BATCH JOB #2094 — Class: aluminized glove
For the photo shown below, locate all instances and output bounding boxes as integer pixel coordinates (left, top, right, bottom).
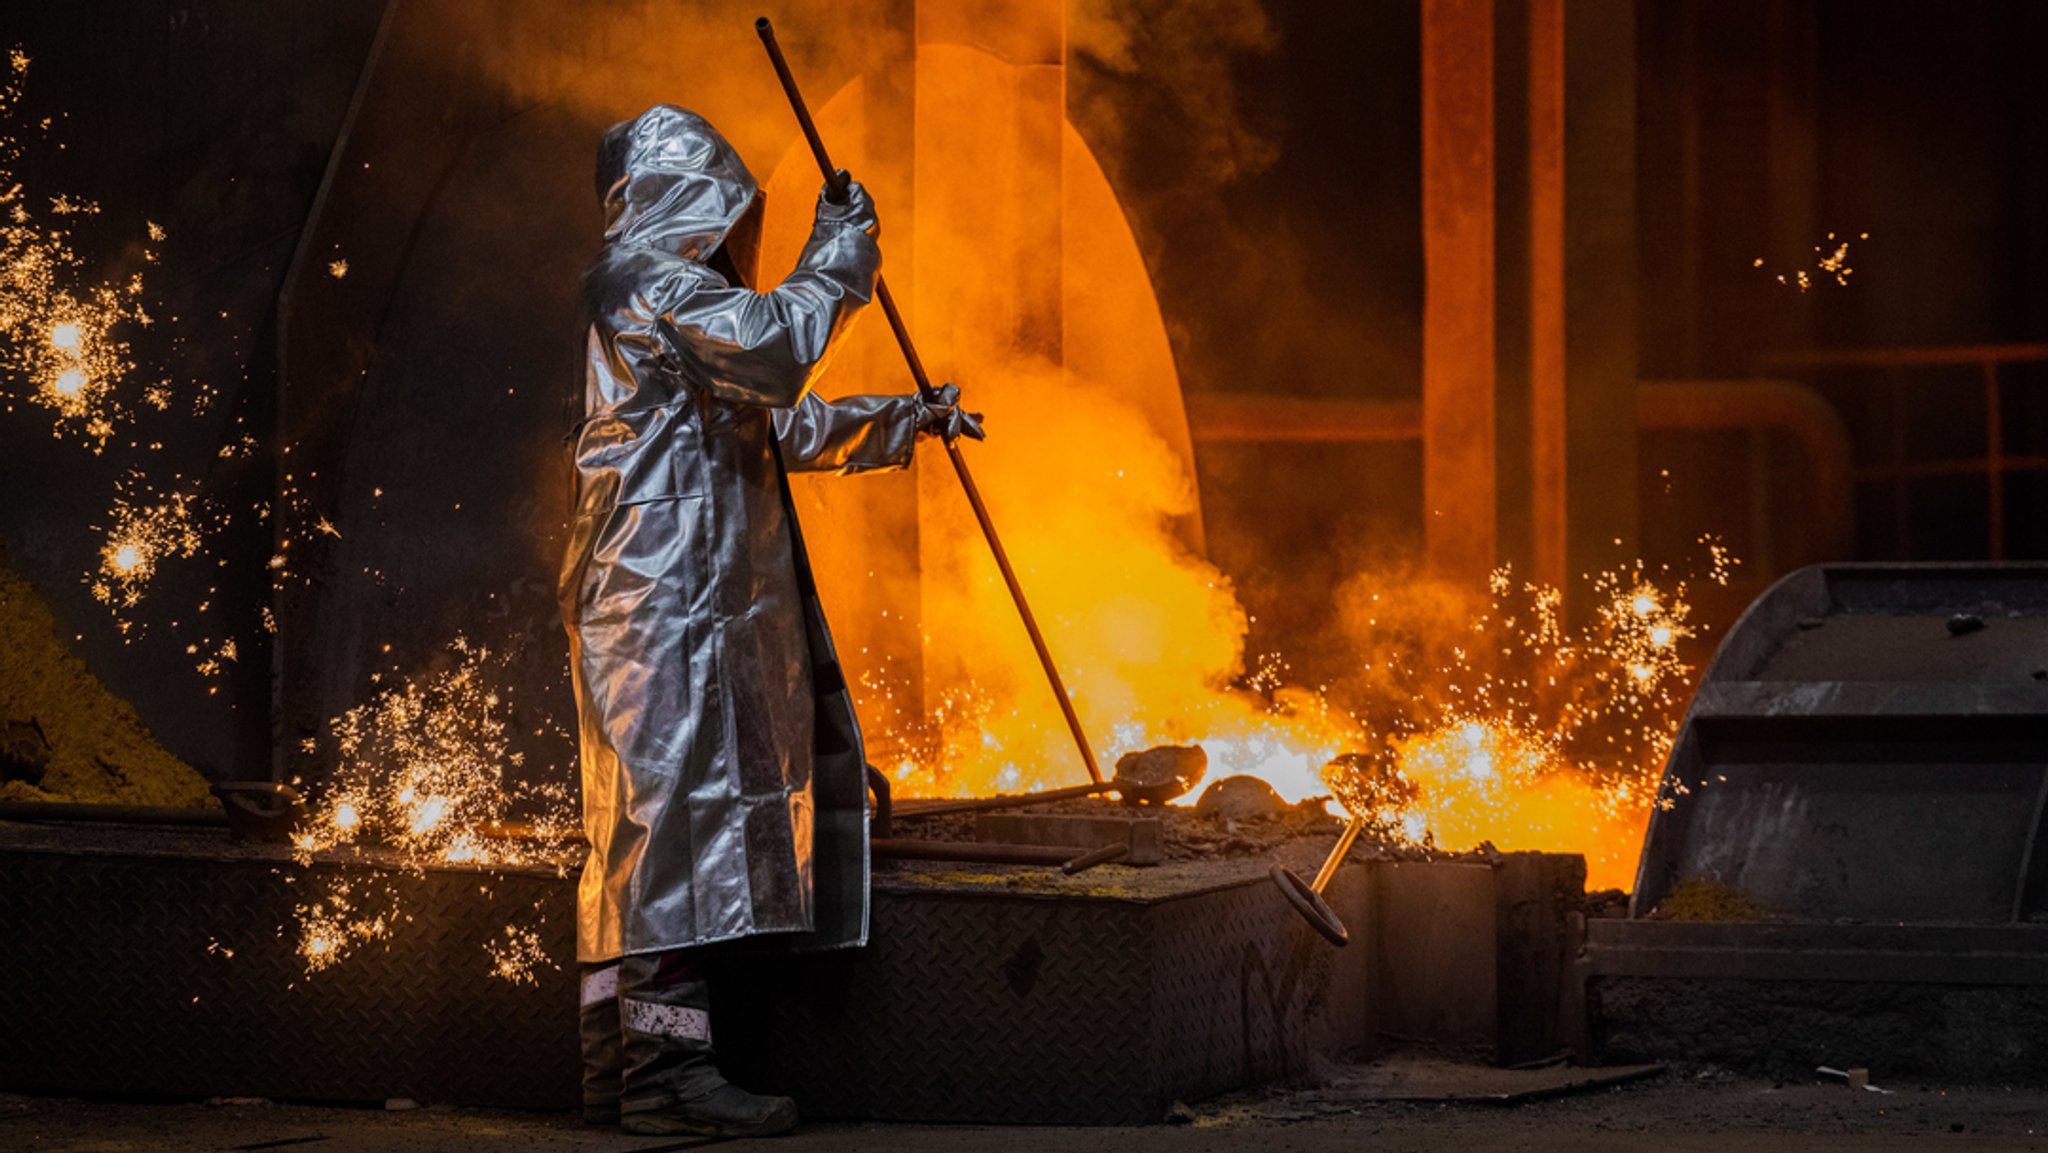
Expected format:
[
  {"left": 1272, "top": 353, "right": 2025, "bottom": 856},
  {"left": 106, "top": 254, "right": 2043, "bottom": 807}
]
[
  {"left": 917, "top": 382, "right": 985, "bottom": 442},
  {"left": 815, "top": 170, "right": 878, "bottom": 238}
]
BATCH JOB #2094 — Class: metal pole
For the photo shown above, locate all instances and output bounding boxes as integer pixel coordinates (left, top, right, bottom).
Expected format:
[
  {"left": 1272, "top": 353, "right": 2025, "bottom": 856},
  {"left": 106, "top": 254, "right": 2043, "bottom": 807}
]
[
  {"left": 755, "top": 16, "right": 1103, "bottom": 785},
  {"left": 1311, "top": 816, "right": 1367, "bottom": 892}
]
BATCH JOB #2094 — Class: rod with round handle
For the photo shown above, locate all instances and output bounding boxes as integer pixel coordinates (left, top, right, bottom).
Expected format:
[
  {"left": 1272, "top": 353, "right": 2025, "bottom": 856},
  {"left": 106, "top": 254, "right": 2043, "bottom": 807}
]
[{"left": 1272, "top": 814, "right": 1365, "bottom": 947}]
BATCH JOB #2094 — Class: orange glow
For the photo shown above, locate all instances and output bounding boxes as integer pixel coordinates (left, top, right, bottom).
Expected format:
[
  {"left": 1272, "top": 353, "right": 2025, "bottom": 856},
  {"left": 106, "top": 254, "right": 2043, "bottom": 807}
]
[
  {"left": 890, "top": 360, "right": 1347, "bottom": 802},
  {"left": 2, "top": 54, "right": 160, "bottom": 452},
  {"left": 743, "top": 40, "right": 1711, "bottom": 893},
  {"left": 1388, "top": 716, "right": 1656, "bottom": 890}
]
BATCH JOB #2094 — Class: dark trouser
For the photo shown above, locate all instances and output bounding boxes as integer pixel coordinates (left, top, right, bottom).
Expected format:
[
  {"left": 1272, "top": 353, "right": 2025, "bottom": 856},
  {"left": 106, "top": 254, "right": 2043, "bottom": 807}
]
[{"left": 579, "top": 951, "right": 725, "bottom": 1116}]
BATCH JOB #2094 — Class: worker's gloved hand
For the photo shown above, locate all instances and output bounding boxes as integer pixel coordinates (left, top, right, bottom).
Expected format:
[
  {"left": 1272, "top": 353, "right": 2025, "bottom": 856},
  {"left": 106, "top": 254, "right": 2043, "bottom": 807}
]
[
  {"left": 815, "top": 169, "right": 878, "bottom": 238},
  {"left": 917, "top": 382, "right": 985, "bottom": 442}
]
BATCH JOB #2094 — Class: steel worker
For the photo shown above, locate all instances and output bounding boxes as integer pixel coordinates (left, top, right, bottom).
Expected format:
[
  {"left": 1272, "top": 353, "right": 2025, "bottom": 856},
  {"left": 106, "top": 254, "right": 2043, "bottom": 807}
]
[{"left": 560, "top": 104, "right": 980, "bottom": 1138}]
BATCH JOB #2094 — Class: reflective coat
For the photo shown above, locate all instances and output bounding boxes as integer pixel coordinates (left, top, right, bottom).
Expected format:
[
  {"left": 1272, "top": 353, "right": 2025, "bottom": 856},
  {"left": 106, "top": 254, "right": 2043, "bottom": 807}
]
[{"left": 561, "top": 105, "right": 918, "bottom": 963}]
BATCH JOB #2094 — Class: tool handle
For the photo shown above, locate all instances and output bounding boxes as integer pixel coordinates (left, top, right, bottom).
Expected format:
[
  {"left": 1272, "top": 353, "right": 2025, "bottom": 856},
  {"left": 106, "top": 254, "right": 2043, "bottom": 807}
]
[
  {"left": 757, "top": 18, "right": 936, "bottom": 406},
  {"left": 754, "top": 15, "right": 1104, "bottom": 787},
  {"left": 1312, "top": 815, "right": 1368, "bottom": 893},
  {"left": 755, "top": 18, "right": 852, "bottom": 205}
]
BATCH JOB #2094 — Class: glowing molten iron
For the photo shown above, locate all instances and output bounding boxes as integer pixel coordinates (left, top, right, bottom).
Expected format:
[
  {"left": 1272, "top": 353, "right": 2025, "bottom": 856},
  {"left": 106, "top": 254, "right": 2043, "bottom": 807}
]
[{"left": 878, "top": 560, "right": 1709, "bottom": 892}]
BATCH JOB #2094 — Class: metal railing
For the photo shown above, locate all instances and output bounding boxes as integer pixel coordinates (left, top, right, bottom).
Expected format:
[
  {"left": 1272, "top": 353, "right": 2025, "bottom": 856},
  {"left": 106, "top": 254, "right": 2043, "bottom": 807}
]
[
  {"left": 1183, "top": 377, "right": 1857, "bottom": 569},
  {"left": 1757, "top": 344, "right": 2048, "bottom": 560}
]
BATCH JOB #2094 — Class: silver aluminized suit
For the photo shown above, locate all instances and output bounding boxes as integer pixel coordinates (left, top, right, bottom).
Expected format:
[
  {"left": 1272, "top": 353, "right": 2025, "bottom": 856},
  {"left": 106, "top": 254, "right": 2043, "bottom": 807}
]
[{"left": 561, "top": 105, "right": 918, "bottom": 965}]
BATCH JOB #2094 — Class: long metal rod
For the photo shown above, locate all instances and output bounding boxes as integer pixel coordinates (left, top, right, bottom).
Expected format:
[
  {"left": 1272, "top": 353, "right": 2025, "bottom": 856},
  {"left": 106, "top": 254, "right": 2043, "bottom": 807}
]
[
  {"left": 0, "top": 802, "right": 228, "bottom": 827},
  {"left": 755, "top": 16, "right": 1102, "bottom": 785},
  {"left": 891, "top": 782, "right": 1116, "bottom": 820},
  {"left": 478, "top": 821, "right": 1124, "bottom": 874}
]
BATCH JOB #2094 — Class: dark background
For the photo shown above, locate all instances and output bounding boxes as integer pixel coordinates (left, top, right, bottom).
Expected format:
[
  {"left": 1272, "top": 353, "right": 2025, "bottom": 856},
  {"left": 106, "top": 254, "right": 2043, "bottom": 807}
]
[{"left": 1, "top": 0, "right": 2044, "bottom": 782}]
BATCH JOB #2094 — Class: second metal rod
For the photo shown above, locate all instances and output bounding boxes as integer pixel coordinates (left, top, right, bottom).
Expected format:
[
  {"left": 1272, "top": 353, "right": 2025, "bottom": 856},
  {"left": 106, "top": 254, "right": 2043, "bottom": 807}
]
[
  {"left": 1311, "top": 816, "right": 1367, "bottom": 892},
  {"left": 756, "top": 15, "right": 1103, "bottom": 785}
]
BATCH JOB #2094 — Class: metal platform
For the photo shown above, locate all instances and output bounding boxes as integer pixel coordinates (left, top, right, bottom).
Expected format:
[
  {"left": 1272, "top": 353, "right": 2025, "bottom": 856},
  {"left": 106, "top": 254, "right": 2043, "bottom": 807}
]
[
  {"left": 0, "top": 822, "right": 1371, "bottom": 1123},
  {"left": 0, "top": 823, "right": 581, "bottom": 1109},
  {"left": 715, "top": 859, "right": 1369, "bottom": 1123}
]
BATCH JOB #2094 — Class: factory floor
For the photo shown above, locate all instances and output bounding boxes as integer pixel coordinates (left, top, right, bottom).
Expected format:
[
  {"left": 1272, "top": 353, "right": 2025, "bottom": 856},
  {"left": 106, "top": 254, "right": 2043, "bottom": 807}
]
[{"left": 9, "top": 1064, "right": 2048, "bottom": 1152}]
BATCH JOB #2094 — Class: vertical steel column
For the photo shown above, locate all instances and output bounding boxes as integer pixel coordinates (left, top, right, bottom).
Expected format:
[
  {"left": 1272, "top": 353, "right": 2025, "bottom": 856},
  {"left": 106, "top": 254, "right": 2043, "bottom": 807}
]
[
  {"left": 1422, "top": 0, "right": 1498, "bottom": 584},
  {"left": 1527, "top": 0, "right": 1567, "bottom": 590},
  {"left": 1562, "top": 0, "right": 1639, "bottom": 585},
  {"left": 1986, "top": 360, "right": 2006, "bottom": 559}
]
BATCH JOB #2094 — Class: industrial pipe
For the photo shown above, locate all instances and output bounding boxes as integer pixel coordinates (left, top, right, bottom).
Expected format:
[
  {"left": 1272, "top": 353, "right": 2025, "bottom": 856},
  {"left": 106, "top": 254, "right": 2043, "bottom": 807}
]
[
  {"left": 1183, "top": 379, "right": 1855, "bottom": 564},
  {"left": 1635, "top": 379, "right": 1855, "bottom": 563}
]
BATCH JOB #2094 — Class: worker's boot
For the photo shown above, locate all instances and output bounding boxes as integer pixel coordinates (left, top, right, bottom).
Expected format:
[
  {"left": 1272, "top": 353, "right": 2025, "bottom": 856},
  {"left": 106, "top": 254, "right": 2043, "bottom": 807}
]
[
  {"left": 577, "top": 962, "right": 624, "bottom": 1125},
  {"left": 615, "top": 951, "right": 798, "bottom": 1138}
]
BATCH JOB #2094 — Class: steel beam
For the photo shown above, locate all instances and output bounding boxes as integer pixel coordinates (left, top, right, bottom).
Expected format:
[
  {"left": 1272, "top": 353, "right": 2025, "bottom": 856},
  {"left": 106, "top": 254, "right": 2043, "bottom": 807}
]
[{"left": 1421, "top": 0, "right": 1498, "bottom": 585}]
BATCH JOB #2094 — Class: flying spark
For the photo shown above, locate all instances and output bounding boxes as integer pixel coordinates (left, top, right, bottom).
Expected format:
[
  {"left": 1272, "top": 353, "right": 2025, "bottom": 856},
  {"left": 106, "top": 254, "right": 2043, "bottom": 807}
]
[{"left": 289, "top": 639, "right": 578, "bottom": 976}]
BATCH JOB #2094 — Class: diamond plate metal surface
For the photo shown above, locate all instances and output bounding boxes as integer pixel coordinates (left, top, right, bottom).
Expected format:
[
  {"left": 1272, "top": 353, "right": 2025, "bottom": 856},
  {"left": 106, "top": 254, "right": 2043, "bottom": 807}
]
[
  {"left": 0, "top": 831, "right": 579, "bottom": 1109},
  {"left": 0, "top": 826, "right": 1368, "bottom": 1123},
  {"left": 715, "top": 869, "right": 1371, "bottom": 1124}
]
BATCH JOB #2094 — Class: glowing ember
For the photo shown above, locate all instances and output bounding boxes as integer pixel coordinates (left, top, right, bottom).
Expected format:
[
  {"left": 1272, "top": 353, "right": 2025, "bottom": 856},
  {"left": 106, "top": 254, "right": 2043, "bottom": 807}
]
[
  {"left": 886, "top": 545, "right": 1724, "bottom": 890},
  {"left": 1312, "top": 558, "right": 1725, "bottom": 888},
  {"left": 89, "top": 476, "right": 209, "bottom": 616},
  {"left": 486, "top": 921, "right": 558, "bottom": 986},
  {"left": 303, "top": 637, "right": 575, "bottom": 866},
  {"left": 1756, "top": 230, "right": 1868, "bottom": 293},
  {"left": 859, "top": 353, "right": 1726, "bottom": 889},
  {"left": 293, "top": 877, "right": 393, "bottom": 974},
  {"left": 0, "top": 53, "right": 164, "bottom": 452},
  {"left": 289, "top": 638, "right": 577, "bottom": 976},
  {"left": 1385, "top": 714, "right": 1651, "bottom": 882},
  {"left": 408, "top": 794, "right": 449, "bottom": 836}
]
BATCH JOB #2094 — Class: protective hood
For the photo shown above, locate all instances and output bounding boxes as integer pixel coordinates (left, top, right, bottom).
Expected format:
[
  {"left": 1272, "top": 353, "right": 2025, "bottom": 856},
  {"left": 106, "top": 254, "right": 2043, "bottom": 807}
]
[{"left": 597, "top": 104, "right": 758, "bottom": 262}]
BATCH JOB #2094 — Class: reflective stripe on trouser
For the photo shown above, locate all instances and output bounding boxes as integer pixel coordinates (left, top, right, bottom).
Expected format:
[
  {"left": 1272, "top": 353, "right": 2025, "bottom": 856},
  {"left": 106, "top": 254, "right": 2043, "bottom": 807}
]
[
  {"left": 578, "top": 963, "right": 624, "bottom": 1111},
  {"left": 617, "top": 951, "right": 723, "bottom": 1110}
]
